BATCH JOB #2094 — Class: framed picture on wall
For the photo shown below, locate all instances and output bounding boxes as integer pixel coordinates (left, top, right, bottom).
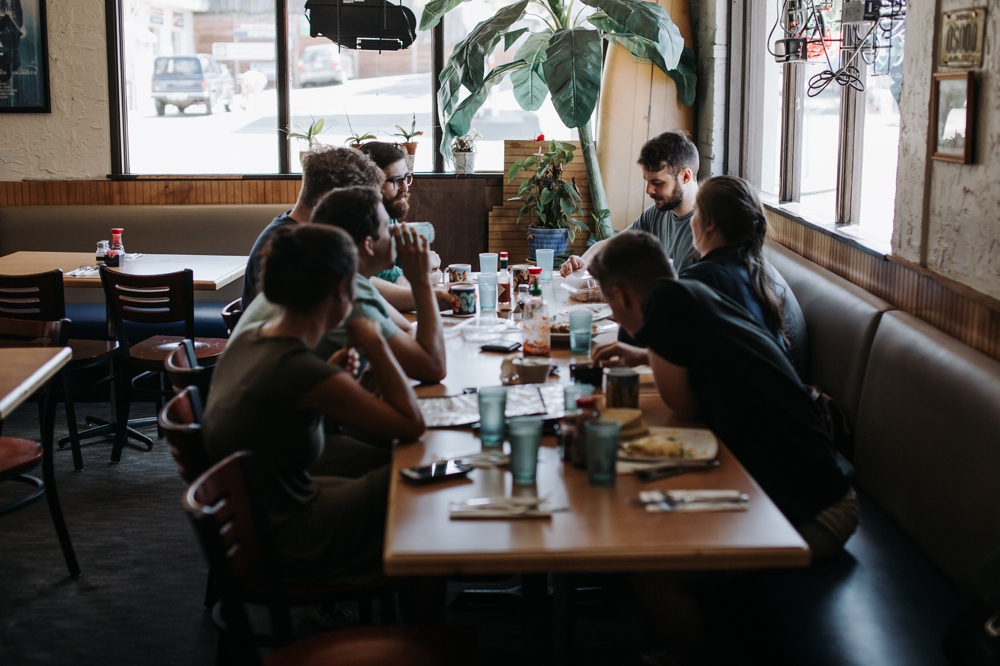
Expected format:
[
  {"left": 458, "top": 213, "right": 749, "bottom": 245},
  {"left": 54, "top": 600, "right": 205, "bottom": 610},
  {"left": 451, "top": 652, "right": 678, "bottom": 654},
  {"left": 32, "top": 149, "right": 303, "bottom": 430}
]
[
  {"left": 931, "top": 71, "right": 975, "bottom": 164},
  {"left": 0, "top": 0, "right": 51, "bottom": 113}
]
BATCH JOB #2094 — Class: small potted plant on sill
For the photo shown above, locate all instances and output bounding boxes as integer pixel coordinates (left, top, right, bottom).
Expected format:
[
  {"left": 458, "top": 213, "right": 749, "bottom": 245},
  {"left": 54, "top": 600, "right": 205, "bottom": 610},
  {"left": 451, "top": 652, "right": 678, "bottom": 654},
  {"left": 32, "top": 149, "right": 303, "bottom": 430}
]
[
  {"left": 507, "top": 140, "right": 587, "bottom": 261},
  {"left": 451, "top": 131, "right": 480, "bottom": 174},
  {"left": 392, "top": 113, "right": 424, "bottom": 171},
  {"left": 286, "top": 117, "right": 327, "bottom": 165},
  {"left": 345, "top": 114, "right": 376, "bottom": 149}
]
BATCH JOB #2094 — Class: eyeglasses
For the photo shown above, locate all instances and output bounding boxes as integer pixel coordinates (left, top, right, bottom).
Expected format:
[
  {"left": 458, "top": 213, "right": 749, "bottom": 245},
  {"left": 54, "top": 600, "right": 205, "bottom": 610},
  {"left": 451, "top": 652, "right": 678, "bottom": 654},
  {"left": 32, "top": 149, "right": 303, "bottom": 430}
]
[{"left": 386, "top": 172, "right": 414, "bottom": 189}]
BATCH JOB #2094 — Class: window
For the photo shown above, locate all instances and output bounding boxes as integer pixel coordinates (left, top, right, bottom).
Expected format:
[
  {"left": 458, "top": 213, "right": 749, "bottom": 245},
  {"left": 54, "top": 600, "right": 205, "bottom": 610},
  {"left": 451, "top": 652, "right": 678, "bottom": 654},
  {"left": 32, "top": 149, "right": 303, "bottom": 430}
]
[
  {"left": 114, "top": 0, "right": 555, "bottom": 174},
  {"left": 740, "top": 0, "right": 907, "bottom": 244}
]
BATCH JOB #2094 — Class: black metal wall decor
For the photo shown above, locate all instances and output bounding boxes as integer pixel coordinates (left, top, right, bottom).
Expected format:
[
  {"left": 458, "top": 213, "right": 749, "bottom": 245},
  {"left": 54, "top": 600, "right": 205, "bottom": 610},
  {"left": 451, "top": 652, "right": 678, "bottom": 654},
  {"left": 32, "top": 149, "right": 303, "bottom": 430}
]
[
  {"left": 303, "top": 0, "right": 416, "bottom": 52},
  {"left": 0, "top": 0, "right": 51, "bottom": 113}
]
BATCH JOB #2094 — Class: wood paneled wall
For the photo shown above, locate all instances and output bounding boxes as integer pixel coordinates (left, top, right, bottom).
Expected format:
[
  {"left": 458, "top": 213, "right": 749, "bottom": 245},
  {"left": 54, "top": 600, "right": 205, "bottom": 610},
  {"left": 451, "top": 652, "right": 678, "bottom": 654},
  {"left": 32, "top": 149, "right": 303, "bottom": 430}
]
[
  {"left": 488, "top": 141, "right": 592, "bottom": 262},
  {"left": 767, "top": 209, "right": 1000, "bottom": 362},
  {"left": 0, "top": 179, "right": 302, "bottom": 206}
]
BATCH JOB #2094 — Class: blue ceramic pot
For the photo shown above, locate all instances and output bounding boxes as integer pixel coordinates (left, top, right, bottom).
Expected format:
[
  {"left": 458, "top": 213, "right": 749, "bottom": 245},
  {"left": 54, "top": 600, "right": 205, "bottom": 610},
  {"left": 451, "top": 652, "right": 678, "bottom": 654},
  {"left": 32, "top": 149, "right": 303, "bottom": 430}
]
[{"left": 528, "top": 227, "right": 569, "bottom": 262}]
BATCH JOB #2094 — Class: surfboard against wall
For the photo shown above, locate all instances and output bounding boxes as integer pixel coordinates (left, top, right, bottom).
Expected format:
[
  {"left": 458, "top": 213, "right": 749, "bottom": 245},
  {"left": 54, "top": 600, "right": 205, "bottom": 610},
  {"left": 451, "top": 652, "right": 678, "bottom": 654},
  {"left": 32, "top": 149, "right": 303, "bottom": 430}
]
[{"left": 595, "top": 0, "right": 695, "bottom": 232}]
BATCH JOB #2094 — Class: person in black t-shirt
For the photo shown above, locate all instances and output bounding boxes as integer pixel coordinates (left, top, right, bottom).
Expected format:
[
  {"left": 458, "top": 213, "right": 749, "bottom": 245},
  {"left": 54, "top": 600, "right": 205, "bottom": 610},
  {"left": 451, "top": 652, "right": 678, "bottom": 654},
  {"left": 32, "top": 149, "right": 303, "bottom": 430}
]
[{"left": 589, "top": 231, "right": 858, "bottom": 557}]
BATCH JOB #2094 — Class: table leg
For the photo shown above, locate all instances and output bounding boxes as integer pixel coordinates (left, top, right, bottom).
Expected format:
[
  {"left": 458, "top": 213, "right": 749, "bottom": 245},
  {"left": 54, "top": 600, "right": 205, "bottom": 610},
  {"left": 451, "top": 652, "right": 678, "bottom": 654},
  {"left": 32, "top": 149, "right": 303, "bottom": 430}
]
[{"left": 552, "top": 573, "right": 575, "bottom": 666}]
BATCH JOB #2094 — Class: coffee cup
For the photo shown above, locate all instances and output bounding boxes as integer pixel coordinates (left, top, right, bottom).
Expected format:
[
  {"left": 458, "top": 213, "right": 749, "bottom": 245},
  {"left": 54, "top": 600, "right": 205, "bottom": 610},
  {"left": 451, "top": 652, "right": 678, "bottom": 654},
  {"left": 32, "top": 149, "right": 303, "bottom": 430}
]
[
  {"left": 512, "top": 357, "right": 551, "bottom": 384},
  {"left": 447, "top": 264, "right": 472, "bottom": 283},
  {"left": 449, "top": 283, "right": 477, "bottom": 315}
]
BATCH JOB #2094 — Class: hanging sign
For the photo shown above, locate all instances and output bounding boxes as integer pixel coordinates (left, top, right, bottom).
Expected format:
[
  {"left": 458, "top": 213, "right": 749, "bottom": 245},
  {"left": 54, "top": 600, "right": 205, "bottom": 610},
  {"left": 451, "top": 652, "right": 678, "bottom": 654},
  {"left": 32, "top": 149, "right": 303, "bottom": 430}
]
[{"left": 939, "top": 7, "right": 987, "bottom": 68}]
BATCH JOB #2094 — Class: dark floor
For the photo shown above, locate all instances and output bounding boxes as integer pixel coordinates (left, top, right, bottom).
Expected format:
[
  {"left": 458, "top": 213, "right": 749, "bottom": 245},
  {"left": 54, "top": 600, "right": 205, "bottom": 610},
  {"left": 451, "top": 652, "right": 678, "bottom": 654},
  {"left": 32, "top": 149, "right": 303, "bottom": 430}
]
[{"left": 0, "top": 402, "right": 667, "bottom": 665}]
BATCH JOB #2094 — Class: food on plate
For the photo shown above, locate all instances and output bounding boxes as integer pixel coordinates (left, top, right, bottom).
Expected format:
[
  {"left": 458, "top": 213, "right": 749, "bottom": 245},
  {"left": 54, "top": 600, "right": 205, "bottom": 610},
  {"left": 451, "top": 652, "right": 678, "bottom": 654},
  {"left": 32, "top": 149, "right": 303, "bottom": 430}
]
[
  {"left": 601, "top": 408, "right": 648, "bottom": 440},
  {"left": 551, "top": 321, "right": 598, "bottom": 334},
  {"left": 622, "top": 431, "right": 698, "bottom": 458}
]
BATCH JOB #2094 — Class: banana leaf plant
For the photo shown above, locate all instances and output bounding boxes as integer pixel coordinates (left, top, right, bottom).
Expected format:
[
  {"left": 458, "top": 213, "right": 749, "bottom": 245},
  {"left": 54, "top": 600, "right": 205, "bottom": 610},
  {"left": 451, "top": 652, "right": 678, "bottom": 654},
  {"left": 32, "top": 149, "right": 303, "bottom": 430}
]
[{"left": 421, "top": 0, "right": 696, "bottom": 239}]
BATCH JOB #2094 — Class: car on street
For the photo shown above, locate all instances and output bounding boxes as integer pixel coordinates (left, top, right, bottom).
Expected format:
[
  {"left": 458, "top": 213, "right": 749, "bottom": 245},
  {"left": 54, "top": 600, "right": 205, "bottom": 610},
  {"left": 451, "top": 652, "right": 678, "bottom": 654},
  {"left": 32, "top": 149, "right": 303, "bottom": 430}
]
[
  {"left": 296, "top": 44, "right": 352, "bottom": 87},
  {"left": 151, "top": 54, "right": 235, "bottom": 116}
]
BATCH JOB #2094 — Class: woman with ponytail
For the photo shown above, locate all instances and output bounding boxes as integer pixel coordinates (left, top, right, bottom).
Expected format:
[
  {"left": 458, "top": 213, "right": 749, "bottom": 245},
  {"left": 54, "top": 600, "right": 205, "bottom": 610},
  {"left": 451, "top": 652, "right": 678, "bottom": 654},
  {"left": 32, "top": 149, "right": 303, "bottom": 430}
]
[{"left": 682, "top": 176, "right": 808, "bottom": 378}]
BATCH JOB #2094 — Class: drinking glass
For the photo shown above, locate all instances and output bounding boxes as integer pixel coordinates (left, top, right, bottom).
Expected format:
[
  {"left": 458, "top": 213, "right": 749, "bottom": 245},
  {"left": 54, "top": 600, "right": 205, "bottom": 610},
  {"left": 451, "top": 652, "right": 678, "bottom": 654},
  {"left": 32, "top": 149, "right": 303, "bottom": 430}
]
[
  {"left": 585, "top": 418, "right": 621, "bottom": 486},
  {"left": 536, "top": 249, "right": 554, "bottom": 282},
  {"left": 479, "top": 252, "right": 498, "bottom": 274},
  {"left": 507, "top": 417, "right": 543, "bottom": 484},
  {"left": 478, "top": 272, "right": 498, "bottom": 312},
  {"left": 478, "top": 387, "right": 507, "bottom": 449},
  {"left": 564, "top": 383, "right": 595, "bottom": 412},
  {"left": 568, "top": 309, "right": 594, "bottom": 355}
]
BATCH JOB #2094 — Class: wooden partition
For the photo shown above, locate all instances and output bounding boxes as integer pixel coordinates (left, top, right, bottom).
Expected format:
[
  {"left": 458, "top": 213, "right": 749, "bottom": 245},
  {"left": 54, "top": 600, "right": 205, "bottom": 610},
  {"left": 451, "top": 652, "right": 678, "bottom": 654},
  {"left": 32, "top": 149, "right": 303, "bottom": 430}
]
[
  {"left": 0, "top": 176, "right": 503, "bottom": 269},
  {"left": 767, "top": 209, "right": 1000, "bottom": 362}
]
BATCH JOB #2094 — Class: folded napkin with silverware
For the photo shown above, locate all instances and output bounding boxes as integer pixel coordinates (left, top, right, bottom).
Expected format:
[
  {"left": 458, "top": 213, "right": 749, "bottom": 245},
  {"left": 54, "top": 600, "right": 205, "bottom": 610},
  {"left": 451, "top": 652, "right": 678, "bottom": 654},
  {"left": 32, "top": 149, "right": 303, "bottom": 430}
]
[
  {"left": 449, "top": 496, "right": 568, "bottom": 519},
  {"left": 432, "top": 451, "right": 510, "bottom": 468},
  {"left": 632, "top": 489, "right": 749, "bottom": 512}
]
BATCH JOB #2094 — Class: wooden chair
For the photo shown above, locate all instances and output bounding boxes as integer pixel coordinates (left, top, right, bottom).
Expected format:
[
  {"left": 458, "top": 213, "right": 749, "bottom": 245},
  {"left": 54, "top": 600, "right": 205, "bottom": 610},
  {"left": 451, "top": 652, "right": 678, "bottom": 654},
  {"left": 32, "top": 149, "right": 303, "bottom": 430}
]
[
  {"left": 184, "top": 452, "right": 464, "bottom": 664},
  {"left": 0, "top": 317, "right": 80, "bottom": 578},
  {"left": 99, "top": 267, "right": 227, "bottom": 462},
  {"left": 164, "top": 339, "right": 213, "bottom": 400},
  {"left": 158, "top": 385, "right": 209, "bottom": 484},
  {"left": 0, "top": 270, "right": 118, "bottom": 470},
  {"left": 220, "top": 298, "right": 243, "bottom": 337}
]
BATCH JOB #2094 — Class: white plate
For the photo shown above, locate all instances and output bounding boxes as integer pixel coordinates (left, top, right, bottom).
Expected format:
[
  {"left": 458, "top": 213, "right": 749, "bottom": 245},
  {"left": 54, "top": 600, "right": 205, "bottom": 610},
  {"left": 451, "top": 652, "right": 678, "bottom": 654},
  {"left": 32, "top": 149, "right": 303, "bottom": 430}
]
[
  {"left": 556, "top": 303, "right": 613, "bottom": 321},
  {"left": 618, "top": 427, "right": 719, "bottom": 462}
]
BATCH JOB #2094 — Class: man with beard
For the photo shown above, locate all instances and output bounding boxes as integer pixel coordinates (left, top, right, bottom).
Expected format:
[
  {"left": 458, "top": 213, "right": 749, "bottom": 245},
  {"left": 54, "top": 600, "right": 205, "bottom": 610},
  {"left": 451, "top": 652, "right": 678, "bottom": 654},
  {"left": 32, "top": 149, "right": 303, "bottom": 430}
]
[
  {"left": 561, "top": 130, "right": 701, "bottom": 276},
  {"left": 360, "top": 142, "right": 455, "bottom": 313}
]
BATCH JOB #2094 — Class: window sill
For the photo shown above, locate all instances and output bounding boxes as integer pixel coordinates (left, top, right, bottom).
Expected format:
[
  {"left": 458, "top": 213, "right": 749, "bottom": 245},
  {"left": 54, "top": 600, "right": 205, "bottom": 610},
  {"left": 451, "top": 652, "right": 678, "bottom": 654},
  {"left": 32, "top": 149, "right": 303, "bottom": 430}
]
[
  {"left": 107, "top": 172, "right": 505, "bottom": 181},
  {"left": 759, "top": 195, "right": 892, "bottom": 259}
]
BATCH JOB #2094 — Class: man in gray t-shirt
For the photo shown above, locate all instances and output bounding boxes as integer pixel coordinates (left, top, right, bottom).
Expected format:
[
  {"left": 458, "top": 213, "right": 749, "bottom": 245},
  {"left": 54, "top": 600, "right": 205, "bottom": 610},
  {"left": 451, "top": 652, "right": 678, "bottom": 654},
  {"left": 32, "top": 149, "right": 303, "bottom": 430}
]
[{"left": 562, "top": 130, "right": 702, "bottom": 275}]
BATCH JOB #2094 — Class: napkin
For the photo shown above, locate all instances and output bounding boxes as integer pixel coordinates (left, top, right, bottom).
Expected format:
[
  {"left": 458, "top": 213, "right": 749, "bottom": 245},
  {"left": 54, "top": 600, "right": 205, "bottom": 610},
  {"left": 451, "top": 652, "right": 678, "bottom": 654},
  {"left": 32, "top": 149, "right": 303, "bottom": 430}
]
[
  {"left": 449, "top": 496, "right": 566, "bottom": 520},
  {"left": 636, "top": 489, "right": 749, "bottom": 513}
]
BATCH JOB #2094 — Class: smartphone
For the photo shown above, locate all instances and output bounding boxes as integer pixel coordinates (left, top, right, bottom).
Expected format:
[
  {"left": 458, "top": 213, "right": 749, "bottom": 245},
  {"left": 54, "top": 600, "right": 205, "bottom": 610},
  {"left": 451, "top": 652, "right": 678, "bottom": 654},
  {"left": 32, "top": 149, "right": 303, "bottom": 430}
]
[
  {"left": 480, "top": 340, "right": 521, "bottom": 353},
  {"left": 400, "top": 460, "right": 474, "bottom": 484}
]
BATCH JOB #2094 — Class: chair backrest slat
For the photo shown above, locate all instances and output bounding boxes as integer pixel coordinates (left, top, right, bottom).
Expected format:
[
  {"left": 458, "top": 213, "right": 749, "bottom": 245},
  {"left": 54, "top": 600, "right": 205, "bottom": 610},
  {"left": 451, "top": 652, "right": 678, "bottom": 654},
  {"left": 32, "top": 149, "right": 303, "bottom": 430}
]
[
  {"left": 0, "top": 316, "right": 69, "bottom": 347},
  {"left": 159, "top": 386, "right": 209, "bottom": 483},
  {"left": 220, "top": 299, "right": 243, "bottom": 337},
  {"left": 100, "top": 267, "right": 195, "bottom": 345},
  {"left": 0, "top": 271, "right": 66, "bottom": 321},
  {"left": 164, "top": 340, "right": 211, "bottom": 397}
]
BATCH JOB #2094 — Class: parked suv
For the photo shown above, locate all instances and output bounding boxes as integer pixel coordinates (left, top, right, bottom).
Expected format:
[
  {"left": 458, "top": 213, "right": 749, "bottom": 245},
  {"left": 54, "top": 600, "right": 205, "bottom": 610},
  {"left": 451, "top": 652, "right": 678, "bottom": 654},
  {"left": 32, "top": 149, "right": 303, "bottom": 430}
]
[{"left": 151, "top": 54, "right": 235, "bottom": 116}]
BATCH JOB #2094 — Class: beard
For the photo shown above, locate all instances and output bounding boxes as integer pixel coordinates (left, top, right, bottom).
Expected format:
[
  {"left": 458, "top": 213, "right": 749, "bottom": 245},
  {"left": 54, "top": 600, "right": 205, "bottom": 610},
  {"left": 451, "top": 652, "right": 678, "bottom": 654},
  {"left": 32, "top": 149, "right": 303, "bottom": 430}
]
[
  {"left": 386, "top": 193, "right": 410, "bottom": 220},
  {"left": 652, "top": 181, "right": 684, "bottom": 211}
]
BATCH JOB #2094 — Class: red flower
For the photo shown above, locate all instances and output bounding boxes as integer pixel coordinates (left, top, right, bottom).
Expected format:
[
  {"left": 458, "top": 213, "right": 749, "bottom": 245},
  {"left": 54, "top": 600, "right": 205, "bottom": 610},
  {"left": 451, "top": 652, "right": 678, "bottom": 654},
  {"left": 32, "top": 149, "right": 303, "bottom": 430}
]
[{"left": 535, "top": 134, "right": 545, "bottom": 141}]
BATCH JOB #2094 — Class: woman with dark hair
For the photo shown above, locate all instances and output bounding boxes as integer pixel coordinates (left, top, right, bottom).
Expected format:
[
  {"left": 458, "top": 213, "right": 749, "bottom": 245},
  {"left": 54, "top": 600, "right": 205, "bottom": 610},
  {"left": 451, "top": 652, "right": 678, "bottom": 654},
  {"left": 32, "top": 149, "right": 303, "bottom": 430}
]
[
  {"left": 203, "top": 223, "right": 424, "bottom": 580},
  {"left": 682, "top": 175, "right": 808, "bottom": 378}
]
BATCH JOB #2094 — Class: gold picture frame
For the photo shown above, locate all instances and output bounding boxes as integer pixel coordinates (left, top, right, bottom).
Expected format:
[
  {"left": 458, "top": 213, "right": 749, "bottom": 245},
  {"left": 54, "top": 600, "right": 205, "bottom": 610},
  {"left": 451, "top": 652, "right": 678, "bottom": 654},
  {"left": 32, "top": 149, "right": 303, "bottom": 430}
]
[{"left": 931, "top": 71, "right": 976, "bottom": 164}]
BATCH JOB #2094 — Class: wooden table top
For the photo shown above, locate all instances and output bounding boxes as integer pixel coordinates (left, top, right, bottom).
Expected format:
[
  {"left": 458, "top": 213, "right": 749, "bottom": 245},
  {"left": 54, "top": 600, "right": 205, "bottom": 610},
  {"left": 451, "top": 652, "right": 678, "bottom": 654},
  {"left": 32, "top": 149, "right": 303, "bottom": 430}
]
[
  {"left": 0, "top": 251, "right": 247, "bottom": 291},
  {"left": 0, "top": 347, "right": 73, "bottom": 420},
  {"left": 384, "top": 280, "right": 810, "bottom": 576}
]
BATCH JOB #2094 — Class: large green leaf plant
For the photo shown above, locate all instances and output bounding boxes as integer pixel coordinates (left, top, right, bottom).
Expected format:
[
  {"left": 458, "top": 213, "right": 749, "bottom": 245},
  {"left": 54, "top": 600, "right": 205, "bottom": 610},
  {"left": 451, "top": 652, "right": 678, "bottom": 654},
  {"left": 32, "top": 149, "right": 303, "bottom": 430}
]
[{"left": 421, "top": 0, "right": 695, "bottom": 239}]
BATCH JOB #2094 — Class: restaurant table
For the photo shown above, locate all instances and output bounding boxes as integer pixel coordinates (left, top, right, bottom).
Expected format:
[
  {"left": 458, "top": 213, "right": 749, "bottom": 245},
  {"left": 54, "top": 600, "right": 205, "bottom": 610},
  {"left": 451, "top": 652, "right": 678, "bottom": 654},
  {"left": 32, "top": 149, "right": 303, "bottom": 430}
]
[
  {"left": 388, "top": 277, "right": 810, "bottom": 663},
  {"left": 0, "top": 251, "right": 247, "bottom": 290},
  {"left": 0, "top": 346, "right": 79, "bottom": 576}
]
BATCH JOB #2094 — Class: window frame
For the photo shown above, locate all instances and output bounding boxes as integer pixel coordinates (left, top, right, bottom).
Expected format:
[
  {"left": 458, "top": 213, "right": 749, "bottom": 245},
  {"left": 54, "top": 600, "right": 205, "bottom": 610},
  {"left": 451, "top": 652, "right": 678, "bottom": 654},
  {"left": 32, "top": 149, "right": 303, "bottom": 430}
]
[
  {"left": 105, "top": 0, "right": 451, "bottom": 176},
  {"left": 730, "top": 0, "right": 892, "bottom": 230}
]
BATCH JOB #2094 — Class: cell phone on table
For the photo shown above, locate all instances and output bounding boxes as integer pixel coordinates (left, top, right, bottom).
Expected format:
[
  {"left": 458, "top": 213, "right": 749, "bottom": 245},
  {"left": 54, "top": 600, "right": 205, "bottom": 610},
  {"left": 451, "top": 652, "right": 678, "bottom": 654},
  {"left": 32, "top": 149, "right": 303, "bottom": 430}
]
[
  {"left": 400, "top": 460, "right": 474, "bottom": 484},
  {"left": 480, "top": 340, "right": 521, "bottom": 353}
]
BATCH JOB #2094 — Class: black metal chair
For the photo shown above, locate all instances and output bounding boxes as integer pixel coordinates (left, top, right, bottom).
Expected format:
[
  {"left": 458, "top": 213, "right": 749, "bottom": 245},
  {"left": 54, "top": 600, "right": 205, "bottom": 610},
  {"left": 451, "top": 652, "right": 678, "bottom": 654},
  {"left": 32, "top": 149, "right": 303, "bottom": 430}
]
[
  {"left": 0, "top": 317, "right": 80, "bottom": 578},
  {"left": 98, "top": 267, "right": 227, "bottom": 462},
  {"left": 0, "top": 270, "right": 118, "bottom": 470}
]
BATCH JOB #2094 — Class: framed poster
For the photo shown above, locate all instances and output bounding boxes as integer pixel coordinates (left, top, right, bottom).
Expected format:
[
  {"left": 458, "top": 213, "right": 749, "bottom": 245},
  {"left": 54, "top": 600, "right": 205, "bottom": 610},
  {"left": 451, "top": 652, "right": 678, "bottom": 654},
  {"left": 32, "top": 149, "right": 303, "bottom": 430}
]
[
  {"left": 931, "top": 72, "right": 976, "bottom": 164},
  {"left": 0, "top": 0, "right": 51, "bottom": 113}
]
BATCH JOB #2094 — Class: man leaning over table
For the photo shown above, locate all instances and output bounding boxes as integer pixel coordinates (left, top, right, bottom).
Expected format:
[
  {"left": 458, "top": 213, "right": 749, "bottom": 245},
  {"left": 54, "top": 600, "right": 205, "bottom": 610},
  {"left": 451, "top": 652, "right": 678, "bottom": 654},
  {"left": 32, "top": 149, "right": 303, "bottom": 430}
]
[
  {"left": 587, "top": 231, "right": 857, "bottom": 664},
  {"left": 560, "top": 130, "right": 702, "bottom": 277},
  {"left": 240, "top": 145, "right": 455, "bottom": 315},
  {"left": 234, "top": 185, "right": 447, "bottom": 385}
]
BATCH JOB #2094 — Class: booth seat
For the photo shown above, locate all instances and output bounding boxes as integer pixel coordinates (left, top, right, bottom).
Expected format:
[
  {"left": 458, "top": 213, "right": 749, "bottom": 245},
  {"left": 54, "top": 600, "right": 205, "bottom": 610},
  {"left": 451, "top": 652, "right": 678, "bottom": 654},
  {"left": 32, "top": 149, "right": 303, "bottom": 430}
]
[
  {"left": 0, "top": 204, "right": 288, "bottom": 339},
  {"left": 750, "top": 243, "right": 1000, "bottom": 665}
]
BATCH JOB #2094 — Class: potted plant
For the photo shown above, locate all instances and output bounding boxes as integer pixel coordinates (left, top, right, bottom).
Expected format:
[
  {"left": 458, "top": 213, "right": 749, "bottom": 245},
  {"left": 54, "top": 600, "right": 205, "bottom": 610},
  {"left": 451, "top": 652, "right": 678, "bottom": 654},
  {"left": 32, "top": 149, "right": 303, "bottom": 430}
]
[
  {"left": 451, "top": 131, "right": 480, "bottom": 174},
  {"left": 286, "top": 117, "right": 327, "bottom": 165},
  {"left": 344, "top": 114, "right": 376, "bottom": 149},
  {"left": 392, "top": 113, "right": 424, "bottom": 171},
  {"left": 507, "top": 140, "right": 587, "bottom": 260},
  {"left": 421, "top": 0, "right": 695, "bottom": 240}
]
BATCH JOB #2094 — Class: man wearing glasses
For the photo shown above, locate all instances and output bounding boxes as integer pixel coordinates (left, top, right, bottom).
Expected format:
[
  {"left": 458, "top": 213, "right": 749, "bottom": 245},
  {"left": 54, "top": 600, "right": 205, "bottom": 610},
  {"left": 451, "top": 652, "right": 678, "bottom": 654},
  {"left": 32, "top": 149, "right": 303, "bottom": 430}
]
[{"left": 360, "top": 142, "right": 456, "bottom": 313}]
